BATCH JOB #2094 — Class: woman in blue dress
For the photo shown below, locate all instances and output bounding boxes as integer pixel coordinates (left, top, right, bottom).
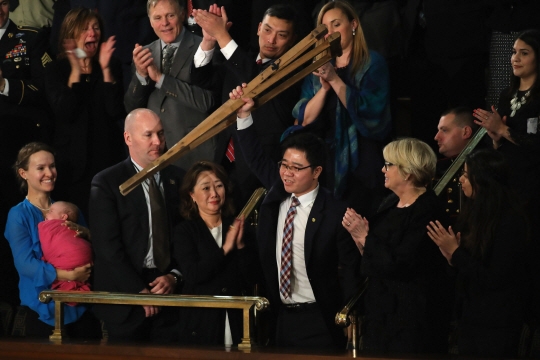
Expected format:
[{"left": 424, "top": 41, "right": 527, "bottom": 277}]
[
  {"left": 290, "top": 0, "right": 392, "bottom": 216},
  {"left": 4, "top": 142, "right": 101, "bottom": 337}
]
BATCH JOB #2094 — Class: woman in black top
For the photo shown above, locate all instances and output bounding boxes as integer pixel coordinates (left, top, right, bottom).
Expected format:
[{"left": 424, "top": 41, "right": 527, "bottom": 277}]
[
  {"left": 44, "top": 8, "right": 125, "bottom": 217},
  {"left": 343, "top": 138, "right": 451, "bottom": 353},
  {"left": 473, "top": 29, "right": 540, "bottom": 213},
  {"left": 428, "top": 149, "right": 530, "bottom": 357},
  {"left": 173, "top": 161, "right": 254, "bottom": 346}
]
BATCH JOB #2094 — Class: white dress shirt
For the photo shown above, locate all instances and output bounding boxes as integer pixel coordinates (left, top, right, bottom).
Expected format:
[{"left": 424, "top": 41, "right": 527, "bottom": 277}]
[
  {"left": 276, "top": 187, "right": 319, "bottom": 304},
  {"left": 209, "top": 224, "right": 233, "bottom": 346},
  {"left": 131, "top": 159, "right": 180, "bottom": 276}
]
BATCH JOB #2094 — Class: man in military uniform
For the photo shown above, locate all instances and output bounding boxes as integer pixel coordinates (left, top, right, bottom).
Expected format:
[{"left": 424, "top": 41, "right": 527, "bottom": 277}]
[
  {"left": 433, "top": 107, "right": 479, "bottom": 219},
  {"left": 0, "top": 0, "right": 53, "bottom": 237}
]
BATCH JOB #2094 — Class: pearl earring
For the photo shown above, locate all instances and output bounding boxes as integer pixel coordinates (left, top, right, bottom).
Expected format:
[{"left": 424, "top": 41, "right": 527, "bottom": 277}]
[{"left": 352, "top": 28, "right": 356, "bottom": 36}]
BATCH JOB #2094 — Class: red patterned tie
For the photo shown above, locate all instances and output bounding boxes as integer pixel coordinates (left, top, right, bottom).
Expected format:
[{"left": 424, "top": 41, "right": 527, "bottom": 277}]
[
  {"left": 187, "top": 0, "right": 193, "bottom": 17},
  {"left": 279, "top": 196, "right": 300, "bottom": 299},
  {"left": 225, "top": 137, "right": 234, "bottom": 162},
  {"left": 256, "top": 59, "right": 263, "bottom": 65}
]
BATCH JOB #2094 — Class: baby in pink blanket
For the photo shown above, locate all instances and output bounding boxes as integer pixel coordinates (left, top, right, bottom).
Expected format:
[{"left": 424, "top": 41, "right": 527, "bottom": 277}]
[{"left": 38, "top": 201, "right": 92, "bottom": 298}]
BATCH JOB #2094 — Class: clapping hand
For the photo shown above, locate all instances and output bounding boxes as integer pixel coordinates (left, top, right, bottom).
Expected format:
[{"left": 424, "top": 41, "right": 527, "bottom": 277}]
[{"left": 427, "top": 221, "right": 460, "bottom": 265}]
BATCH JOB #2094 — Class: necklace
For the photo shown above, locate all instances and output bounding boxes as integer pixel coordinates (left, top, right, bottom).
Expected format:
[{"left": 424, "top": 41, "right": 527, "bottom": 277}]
[
  {"left": 510, "top": 90, "right": 530, "bottom": 117},
  {"left": 398, "top": 188, "right": 426, "bottom": 208},
  {"left": 26, "top": 196, "right": 51, "bottom": 211}
]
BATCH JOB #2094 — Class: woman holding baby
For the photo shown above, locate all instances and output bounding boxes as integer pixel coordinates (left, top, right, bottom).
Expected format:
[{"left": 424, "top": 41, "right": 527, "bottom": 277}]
[{"left": 4, "top": 142, "right": 101, "bottom": 338}]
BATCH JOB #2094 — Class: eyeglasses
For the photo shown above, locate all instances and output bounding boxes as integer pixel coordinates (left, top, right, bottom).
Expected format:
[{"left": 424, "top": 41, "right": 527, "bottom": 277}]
[
  {"left": 278, "top": 161, "right": 312, "bottom": 173},
  {"left": 384, "top": 162, "right": 395, "bottom": 171}
]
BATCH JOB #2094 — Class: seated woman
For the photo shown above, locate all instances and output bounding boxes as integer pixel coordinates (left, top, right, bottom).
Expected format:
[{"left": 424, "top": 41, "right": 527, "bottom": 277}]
[
  {"left": 290, "top": 0, "right": 391, "bottom": 215},
  {"left": 44, "top": 7, "right": 125, "bottom": 218},
  {"left": 343, "top": 138, "right": 451, "bottom": 353},
  {"left": 173, "top": 161, "right": 255, "bottom": 346},
  {"left": 427, "top": 149, "right": 530, "bottom": 357},
  {"left": 4, "top": 142, "right": 101, "bottom": 338}
]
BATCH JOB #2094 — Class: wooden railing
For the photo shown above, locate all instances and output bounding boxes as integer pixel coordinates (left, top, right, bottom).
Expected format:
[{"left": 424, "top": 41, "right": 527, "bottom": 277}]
[{"left": 39, "top": 291, "right": 269, "bottom": 348}]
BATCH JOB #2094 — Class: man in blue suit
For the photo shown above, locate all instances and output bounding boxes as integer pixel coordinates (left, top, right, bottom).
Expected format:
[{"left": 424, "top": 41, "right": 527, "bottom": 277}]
[{"left": 230, "top": 88, "right": 361, "bottom": 348}]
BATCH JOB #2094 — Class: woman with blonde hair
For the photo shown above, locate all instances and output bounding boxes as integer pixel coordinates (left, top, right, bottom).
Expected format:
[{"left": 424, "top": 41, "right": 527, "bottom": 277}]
[
  {"left": 343, "top": 138, "right": 451, "bottom": 353},
  {"left": 288, "top": 0, "right": 391, "bottom": 216}
]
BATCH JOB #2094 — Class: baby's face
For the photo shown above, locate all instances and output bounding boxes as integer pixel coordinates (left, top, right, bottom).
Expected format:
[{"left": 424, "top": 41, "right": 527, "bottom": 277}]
[{"left": 45, "top": 203, "right": 67, "bottom": 221}]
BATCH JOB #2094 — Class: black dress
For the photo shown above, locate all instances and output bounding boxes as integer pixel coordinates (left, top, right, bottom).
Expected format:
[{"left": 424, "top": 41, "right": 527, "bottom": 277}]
[
  {"left": 452, "top": 212, "right": 530, "bottom": 357},
  {"left": 44, "top": 57, "right": 126, "bottom": 218},
  {"left": 361, "top": 190, "right": 452, "bottom": 353},
  {"left": 172, "top": 216, "right": 256, "bottom": 345}
]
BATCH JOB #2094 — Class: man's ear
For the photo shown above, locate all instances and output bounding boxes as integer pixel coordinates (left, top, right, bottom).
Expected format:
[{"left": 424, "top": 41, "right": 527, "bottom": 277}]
[
  {"left": 124, "top": 131, "right": 131, "bottom": 146},
  {"left": 61, "top": 214, "right": 69, "bottom": 221},
  {"left": 313, "top": 166, "right": 323, "bottom": 180},
  {"left": 257, "top": 22, "right": 262, "bottom": 36},
  {"left": 462, "top": 126, "right": 473, "bottom": 140}
]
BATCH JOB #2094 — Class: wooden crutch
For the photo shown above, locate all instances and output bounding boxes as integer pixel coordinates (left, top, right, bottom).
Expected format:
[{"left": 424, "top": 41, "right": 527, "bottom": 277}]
[{"left": 120, "top": 25, "right": 342, "bottom": 195}]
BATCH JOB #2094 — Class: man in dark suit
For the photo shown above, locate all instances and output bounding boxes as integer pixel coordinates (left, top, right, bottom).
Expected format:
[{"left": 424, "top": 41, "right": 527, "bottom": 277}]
[
  {"left": 89, "top": 108, "right": 184, "bottom": 342},
  {"left": 124, "top": 0, "right": 216, "bottom": 171},
  {"left": 191, "top": 4, "right": 301, "bottom": 208},
  {"left": 230, "top": 90, "right": 361, "bottom": 348}
]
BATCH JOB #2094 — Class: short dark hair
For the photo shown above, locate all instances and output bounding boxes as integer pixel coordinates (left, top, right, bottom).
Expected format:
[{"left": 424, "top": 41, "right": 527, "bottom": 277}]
[
  {"left": 280, "top": 132, "right": 326, "bottom": 170},
  {"left": 442, "top": 106, "right": 479, "bottom": 133},
  {"left": 180, "top": 161, "right": 235, "bottom": 220},
  {"left": 263, "top": 4, "right": 298, "bottom": 35},
  {"left": 13, "top": 142, "right": 56, "bottom": 194}
]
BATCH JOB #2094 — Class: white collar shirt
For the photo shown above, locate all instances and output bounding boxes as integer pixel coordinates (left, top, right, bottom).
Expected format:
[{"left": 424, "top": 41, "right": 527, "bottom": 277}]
[{"left": 275, "top": 185, "right": 319, "bottom": 304}]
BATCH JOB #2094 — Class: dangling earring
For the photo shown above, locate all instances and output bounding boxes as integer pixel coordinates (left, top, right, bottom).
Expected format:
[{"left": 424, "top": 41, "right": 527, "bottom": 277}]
[{"left": 352, "top": 28, "right": 356, "bottom": 36}]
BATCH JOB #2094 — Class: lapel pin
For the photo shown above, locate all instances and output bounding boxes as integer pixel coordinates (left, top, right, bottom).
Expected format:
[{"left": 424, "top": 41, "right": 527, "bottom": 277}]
[
  {"left": 312, "top": 218, "right": 316, "bottom": 222},
  {"left": 8, "top": 33, "right": 13, "bottom": 38},
  {"left": 170, "top": 179, "right": 175, "bottom": 185}
]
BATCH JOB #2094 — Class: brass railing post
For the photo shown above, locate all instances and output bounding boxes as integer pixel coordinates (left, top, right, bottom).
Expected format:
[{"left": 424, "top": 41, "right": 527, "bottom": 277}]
[{"left": 50, "top": 300, "right": 64, "bottom": 342}]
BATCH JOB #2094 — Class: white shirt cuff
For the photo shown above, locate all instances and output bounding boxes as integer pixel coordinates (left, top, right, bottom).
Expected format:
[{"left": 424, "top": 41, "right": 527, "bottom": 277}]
[
  {"left": 220, "top": 40, "right": 238, "bottom": 60},
  {"left": 0, "top": 78, "right": 9, "bottom": 96},
  {"left": 136, "top": 71, "right": 149, "bottom": 85},
  {"left": 194, "top": 45, "right": 215, "bottom": 68},
  {"left": 155, "top": 74, "right": 165, "bottom": 89},
  {"left": 237, "top": 114, "right": 253, "bottom": 130}
]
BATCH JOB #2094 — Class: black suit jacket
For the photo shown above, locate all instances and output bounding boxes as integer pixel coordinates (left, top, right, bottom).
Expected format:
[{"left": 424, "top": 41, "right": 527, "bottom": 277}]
[
  {"left": 236, "top": 123, "right": 361, "bottom": 344},
  {"left": 89, "top": 157, "right": 184, "bottom": 324},
  {"left": 191, "top": 45, "right": 300, "bottom": 203},
  {"left": 172, "top": 216, "right": 256, "bottom": 345}
]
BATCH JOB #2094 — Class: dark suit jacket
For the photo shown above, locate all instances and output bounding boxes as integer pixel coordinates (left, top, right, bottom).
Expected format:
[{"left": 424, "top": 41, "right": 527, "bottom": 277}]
[
  {"left": 89, "top": 157, "right": 184, "bottom": 324},
  {"left": 173, "top": 216, "right": 256, "bottom": 345},
  {"left": 124, "top": 30, "right": 217, "bottom": 171},
  {"left": 236, "top": 123, "right": 361, "bottom": 345},
  {"left": 191, "top": 45, "right": 300, "bottom": 205}
]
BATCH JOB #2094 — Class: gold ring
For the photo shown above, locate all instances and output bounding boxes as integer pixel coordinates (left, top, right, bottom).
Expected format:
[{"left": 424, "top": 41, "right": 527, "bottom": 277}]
[
  {"left": 229, "top": 225, "right": 236, "bottom": 229},
  {"left": 347, "top": 222, "right": 351, "bottom": 226}
]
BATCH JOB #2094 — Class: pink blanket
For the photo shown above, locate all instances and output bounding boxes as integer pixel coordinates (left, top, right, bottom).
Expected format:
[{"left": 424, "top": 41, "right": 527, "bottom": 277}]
[{"left": 38, "top": 219, "right": 92, "bottom": 297}]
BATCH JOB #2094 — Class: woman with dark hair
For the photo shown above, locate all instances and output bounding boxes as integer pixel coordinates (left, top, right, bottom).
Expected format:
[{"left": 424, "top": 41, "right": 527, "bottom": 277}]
[
  {"left": 343, "top": 138, "right": 451, "bottom": 353},
  {"left": 428, "top": 149, "right": 530, "bottom": 357},
  {"left": 44, "top": 7, "right": 125, "bottom": 217},
  {"left": 173, "top": 161, "right": 255, "bottom": 346},
  {"left": 4, "top": 142, "right": 101, "bottom": 338},
  {"left": 289, "top": 0, "right": 391, "bottom": 216},
  {"left": 473, "top": 29, "right": 540, "bottom": 213}
]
